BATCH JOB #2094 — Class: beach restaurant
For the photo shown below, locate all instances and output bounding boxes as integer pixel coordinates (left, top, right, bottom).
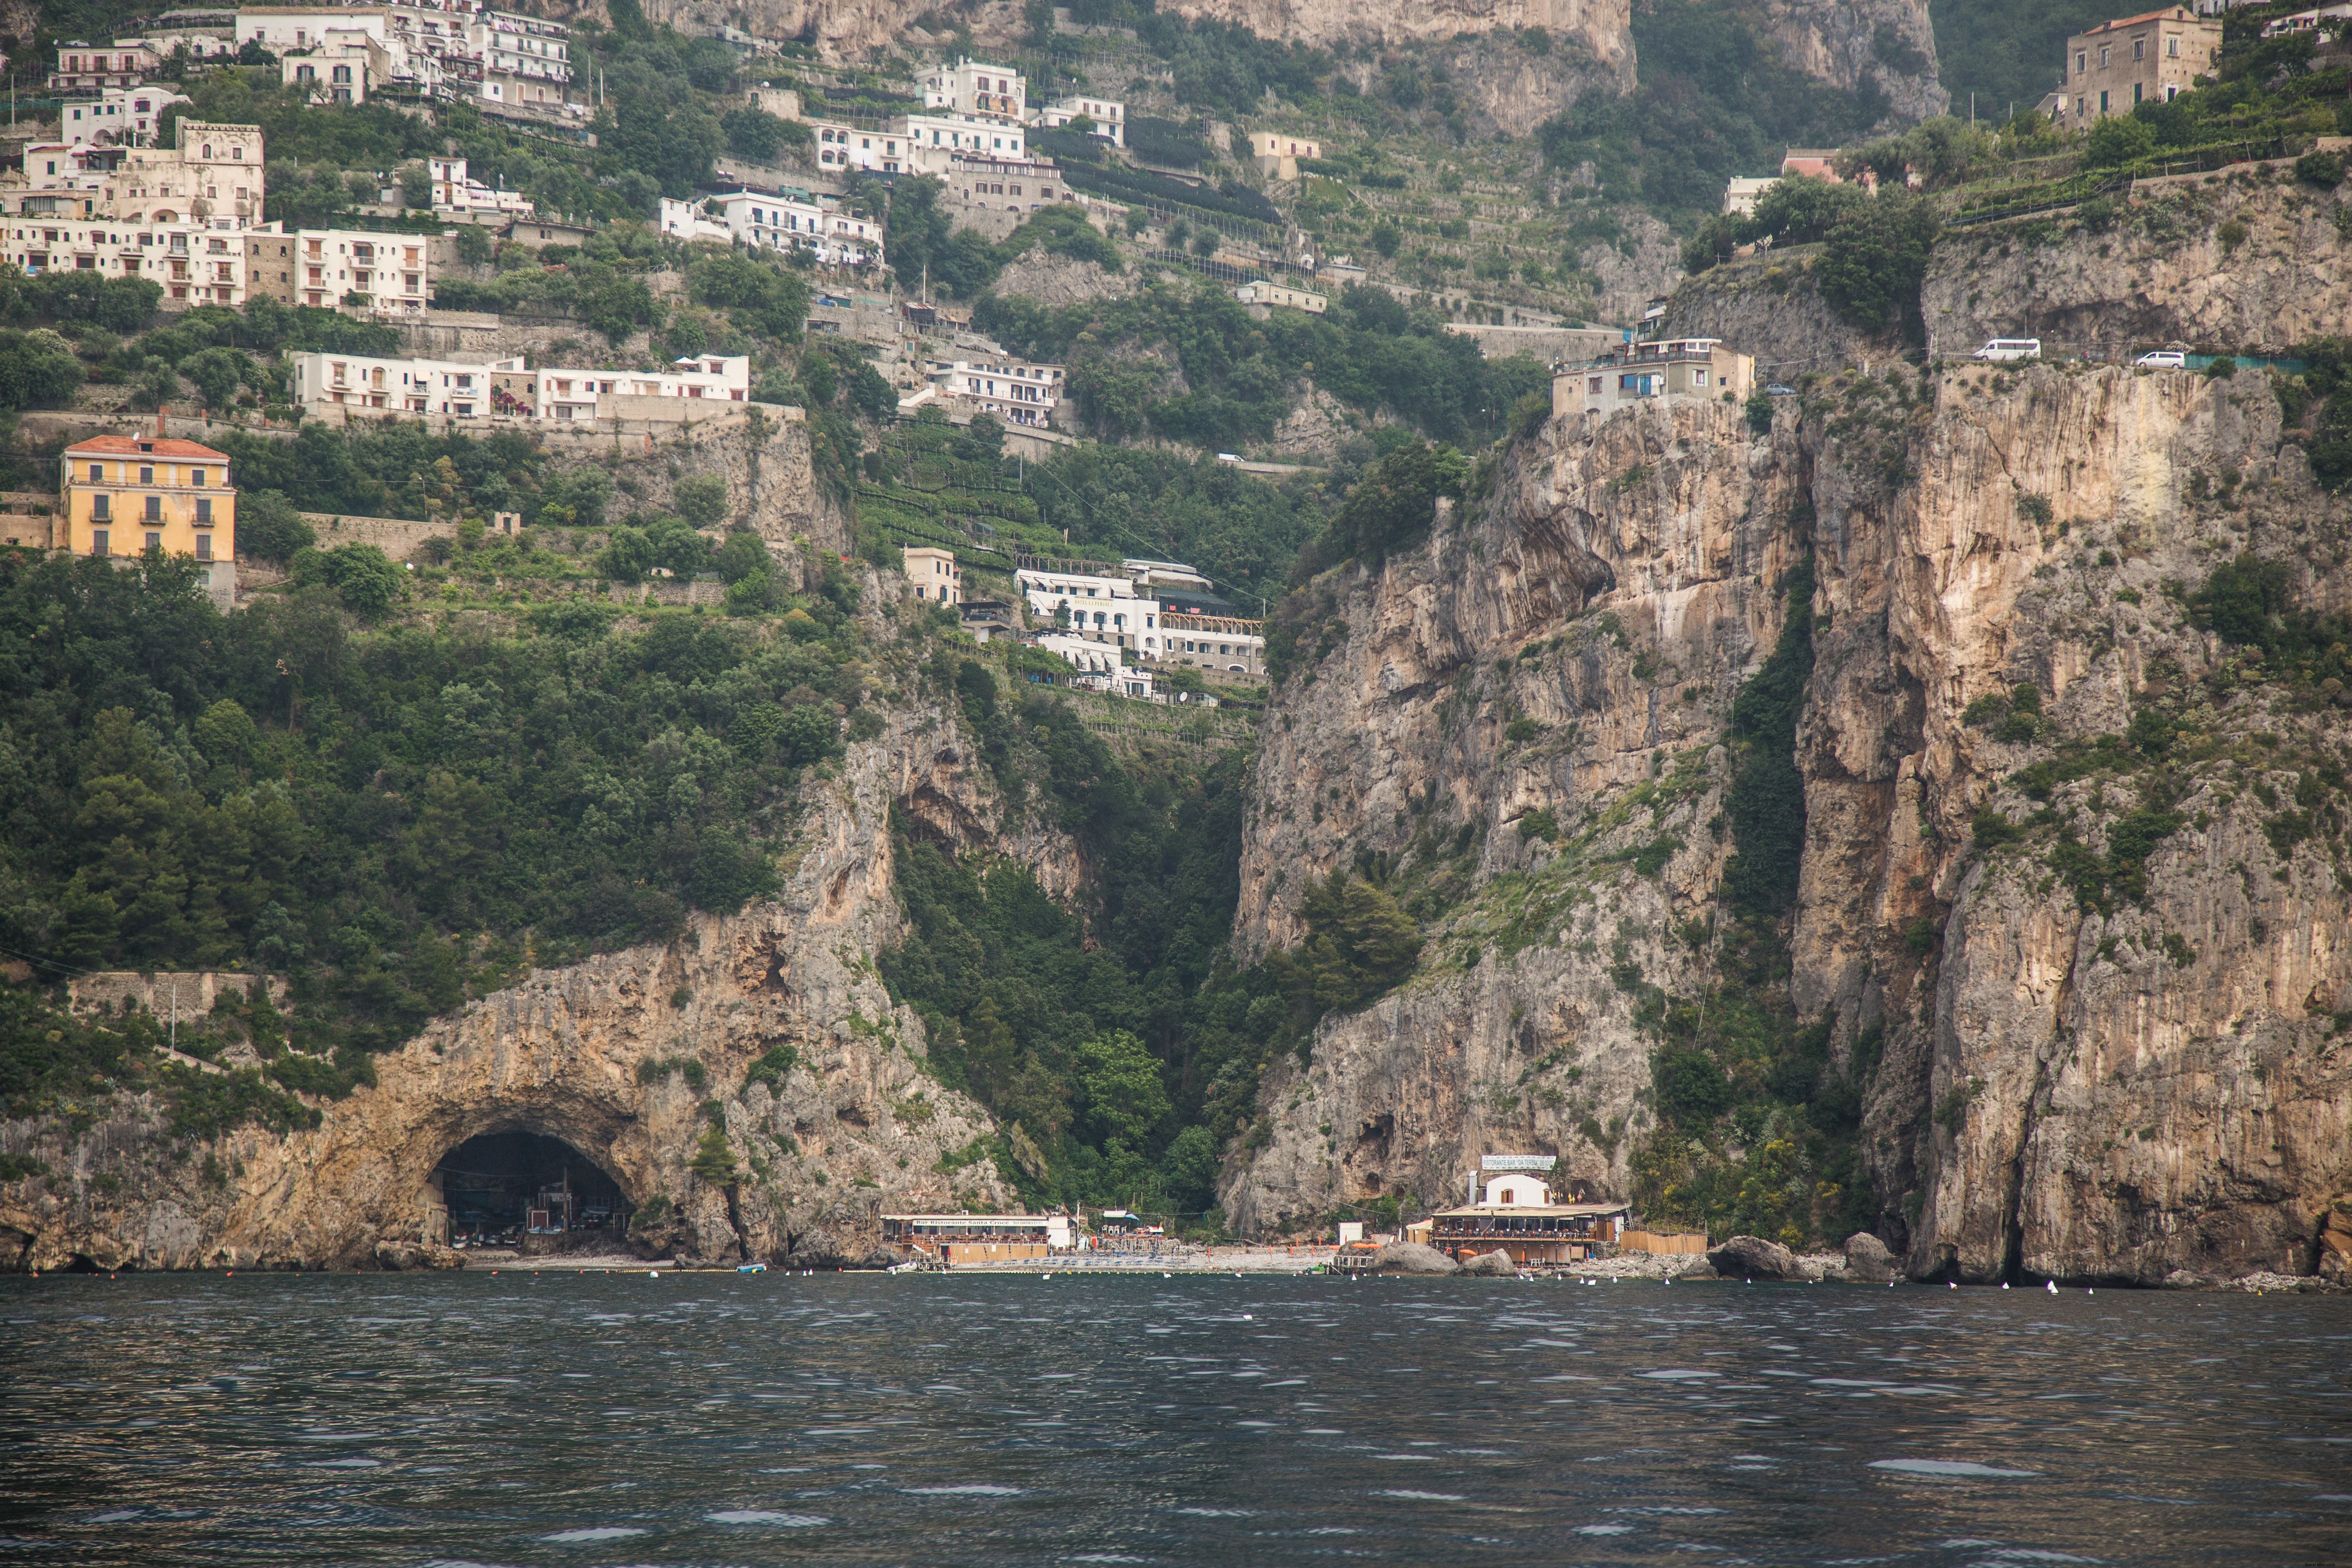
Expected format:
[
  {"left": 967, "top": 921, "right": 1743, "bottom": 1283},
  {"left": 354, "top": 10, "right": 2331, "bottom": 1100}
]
[
  {"left": 882, "top": 1212, "right": 1073, "bottom": 1264},
  {"left": 1427, "top": 1155, "right": 1630, "bottom": 1266}
]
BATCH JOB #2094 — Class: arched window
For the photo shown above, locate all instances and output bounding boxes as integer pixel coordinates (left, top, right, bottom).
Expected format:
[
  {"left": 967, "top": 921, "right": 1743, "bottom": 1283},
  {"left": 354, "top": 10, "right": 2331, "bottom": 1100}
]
[{"left": 202, "top": 144, "right": 212, "bottom": 158}]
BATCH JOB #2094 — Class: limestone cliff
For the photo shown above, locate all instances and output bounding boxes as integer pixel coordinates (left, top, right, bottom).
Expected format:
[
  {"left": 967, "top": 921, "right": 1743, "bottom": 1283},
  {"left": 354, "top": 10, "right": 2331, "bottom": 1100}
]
[
  {"left": 1753, "top": 0, "right": 1946, "bottom": 125},
  {"left": 1924, "top": 174, "right": 2352, "bottom": 361},
  {"left": 1223, "top": 357, "right": 2352, "bottom": 1284},
  {"left": 0, "top": 596, "right": 1073, "bottom": 1272},
  {"left": 1167, "top": 0, "right": 1630, "bottom": 59}
]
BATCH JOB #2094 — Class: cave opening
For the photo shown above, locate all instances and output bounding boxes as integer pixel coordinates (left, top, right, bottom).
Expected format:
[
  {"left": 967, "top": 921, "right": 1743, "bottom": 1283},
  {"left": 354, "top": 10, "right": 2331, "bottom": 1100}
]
[{"left": 432, "top": 1129, "right": 630, "bottom": 1251}]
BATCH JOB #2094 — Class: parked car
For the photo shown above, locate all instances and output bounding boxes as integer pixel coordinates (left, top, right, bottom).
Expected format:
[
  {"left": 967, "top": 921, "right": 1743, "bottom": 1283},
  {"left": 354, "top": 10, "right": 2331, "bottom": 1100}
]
[
  {"left": 1765, "top": 382, "right": 1798, "bottom": 396},
  {"left": 1972, "top": 338, "right": 2042, "bottom": 362},
  {"left": 2135, "top": 350, "right": 2187, "bottom": 369}
]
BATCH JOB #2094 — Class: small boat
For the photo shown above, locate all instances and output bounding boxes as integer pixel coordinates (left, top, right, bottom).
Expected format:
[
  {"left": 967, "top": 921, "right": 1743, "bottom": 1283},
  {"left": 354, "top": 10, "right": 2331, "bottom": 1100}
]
[{"left": 737, "top": 1261, "right": 767, "bottom": 1274}]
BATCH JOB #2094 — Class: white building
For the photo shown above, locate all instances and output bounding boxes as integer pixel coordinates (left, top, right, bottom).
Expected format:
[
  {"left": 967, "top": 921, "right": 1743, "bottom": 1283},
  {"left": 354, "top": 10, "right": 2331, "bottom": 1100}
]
[
  {"left": 1016, "top": 567, "right": 1160, "bottom": 654},
  {"left": 427, "top": 156, "right": 533, "bottom": 217},
  {"left": 926, "top": 351, "right": 1064, "bottom": 427},
  {"left": 235, "top": 7, "right": 393, "bottom": 58},
  {"left": 1037, "top": 94, "right": 1124, "bottom": 146},
  {"left": 1722, "top": 175, "right": 1776, "bottom": 217},
  {"left": 922, "top": 57, "right": 1027, "bottom": 120},
  {"left": 289, "top": 351, "right": 752, "bottom": 421},
  {"left": 61, "top": 85, "right": 190, "bottom": 149},
  {"left": 247, "top": 226, "right": 432, "bottom": 314},
  {"left": 810, "top": 120, "right": 915, "bottom": 175},
  {"left": 661, "top": 190, "right": 882, "bottom": 266},
  {"left": 3, "top": 217, "right": 245, "bottom": 306},
  {"left": 1033, "top": 632, "right": 1154, "bottom": 698},
  {"left": 469, "top": 8, "right": 576, "bottom": 112},
  {"left": 903, "top": 111, "right": 1028, "bottom": 170},
  {"left": 1157, "top": 611, "right": 1264, "bottom": 676},
  {"left": 280, "top": 38, "right": 381, "bottom": 103},
  {"left": 49, "top": 39, "right": 166, "bottom": 93},
  {"left": 1234, "top": 278, "right": 1326, "bottom": 314}
]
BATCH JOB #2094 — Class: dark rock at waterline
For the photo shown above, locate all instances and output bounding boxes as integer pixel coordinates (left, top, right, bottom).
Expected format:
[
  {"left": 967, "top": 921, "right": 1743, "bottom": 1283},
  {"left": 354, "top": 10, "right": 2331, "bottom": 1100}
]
[
  {"left": 1843, "top": 1232, "right": 1897, "bottom": 1283},
  {"left": 1458, "top": 1248, "right": 1517, "bottom": 1277},
  {"left": 1706, "top": 1235, "right": 1801, "bottom": 1281},
  {"left": 1371, "top": 1240, "right": 1460, "bottom": 1275}
]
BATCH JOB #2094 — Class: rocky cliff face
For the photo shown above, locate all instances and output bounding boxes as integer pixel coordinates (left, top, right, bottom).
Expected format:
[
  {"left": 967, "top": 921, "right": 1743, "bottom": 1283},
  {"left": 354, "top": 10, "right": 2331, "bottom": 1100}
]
[
  {"left": 1925, "top": 173, "right": 2352, "bottom": 361},
  {"left": 0, "top": 592, "right": 1073, "bottom": 1272},
  {"left": 1169, "top": 0, "right": 1630, "bottom": 57},
  {"left": 1224, "top": 354, "right": 2352, "bottom": 1284},
  {"left": 1754, "top": 0, "right": 1946, "bottom": 125}
]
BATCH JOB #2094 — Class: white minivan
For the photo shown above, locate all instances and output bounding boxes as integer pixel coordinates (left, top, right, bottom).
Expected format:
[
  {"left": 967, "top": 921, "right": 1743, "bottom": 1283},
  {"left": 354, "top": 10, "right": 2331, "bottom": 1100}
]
[
  {"left": 2135, "top": 350, "right": 2187, "bottom": 369},
  {"left": 1972, "top": 338, "right": 2042, "bottom": 362}
]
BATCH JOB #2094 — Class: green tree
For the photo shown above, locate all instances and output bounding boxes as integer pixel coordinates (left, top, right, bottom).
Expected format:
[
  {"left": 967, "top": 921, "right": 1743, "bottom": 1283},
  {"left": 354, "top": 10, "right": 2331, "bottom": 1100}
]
[
  {"left": 1076, "top": 1029, "right": 1171, "bottom": 1151},
  {"left": 714, "top": 531, "right": 770, "bottom": 583},
  {"left": 1816, "top": 195, "right": 1940, "bottom": 337},
  {"left": 674, "top": 473, "right": 729, "bottom": 528},
  {"left": 689, "top": 1123, "right": 738, "bottom": 1183},
  {"left": 599, "top": 524, "right": 654, "bottom": 582},
  {"left": 2083, "top": 112, "right": 2158, "bottom": 169},
  {"left": 232, "top": 490, "right": 316, "bottom": 564},
  {"left": 292, "top": 544, "right": 401, "bottom": 617}
]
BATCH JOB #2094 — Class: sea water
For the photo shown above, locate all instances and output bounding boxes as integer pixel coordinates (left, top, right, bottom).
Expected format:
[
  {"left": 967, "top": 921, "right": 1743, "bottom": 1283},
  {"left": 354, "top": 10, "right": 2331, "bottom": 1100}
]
[{"left": 0, "top": 1272, "right": 2345, "bottom": 1564}]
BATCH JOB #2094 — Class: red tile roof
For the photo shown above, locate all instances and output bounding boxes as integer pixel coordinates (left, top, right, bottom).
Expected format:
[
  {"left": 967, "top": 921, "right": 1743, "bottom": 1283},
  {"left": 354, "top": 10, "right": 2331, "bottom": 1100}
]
[
  {"left": 62, "top": 435, "right": 234, "bottom": 462},
  {"left": 2083, "top": 7, "right": 2196, "bottom": 35}
]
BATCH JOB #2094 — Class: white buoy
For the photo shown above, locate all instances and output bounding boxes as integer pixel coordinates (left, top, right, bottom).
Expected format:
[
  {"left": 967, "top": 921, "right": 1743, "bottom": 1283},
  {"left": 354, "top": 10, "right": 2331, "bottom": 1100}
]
[
  {"left": 2046, "top": 1280, "right": 2057, "bottom": 1294},
  {"left": 649, "top": 1270, "right": 659, "bottom": 1278}
]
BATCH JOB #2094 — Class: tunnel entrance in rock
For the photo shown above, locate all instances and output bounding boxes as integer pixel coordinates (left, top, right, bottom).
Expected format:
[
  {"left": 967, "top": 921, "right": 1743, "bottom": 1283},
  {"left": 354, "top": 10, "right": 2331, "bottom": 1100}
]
[{"left": 432, "top": 1129, "right": 630, "bottom": 1251}]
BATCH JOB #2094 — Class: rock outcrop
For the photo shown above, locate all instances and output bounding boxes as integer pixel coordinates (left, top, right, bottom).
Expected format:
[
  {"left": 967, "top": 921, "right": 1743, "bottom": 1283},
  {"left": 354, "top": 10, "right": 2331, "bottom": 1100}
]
[
  {"left": 1753, "top": 0, "right": 1946, "bottom": 125},
  {"left": 1222, "top": 337, "right": 2352, "bottom": 1285},
  {"left": 1707, "top": 1234, "right": 1805, "bottom": 1280},
  {"left": 1460, "top": 1246, "right": 1518, "bottom": 1275},
  {"left": 1843, "top": 1229, "right": 1897, "bottom": 1281},
  {"left": 1371, "top": 1238, "right": 1461, "bottom": 1273},
  {"left": 1925, "top": 173, "right": 2352, "bottom": 362},
  {"left": 0, "top": 578, "right": 1074, "bottom": 1272}
]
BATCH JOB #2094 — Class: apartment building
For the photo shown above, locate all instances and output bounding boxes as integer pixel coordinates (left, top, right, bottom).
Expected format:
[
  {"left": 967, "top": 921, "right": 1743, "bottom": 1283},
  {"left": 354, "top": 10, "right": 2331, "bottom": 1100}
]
[
  {"left": 4, "top": 218, "right": 246, "bottom": 305},
  {"left": 903, "top": 545, "right": 963, "bottom": 604},
  {"left": 62, "top": 87, "right": 190, "bottom": 149},
  {"left": 245, "top": 227, "right": 431, "bottom": 313},
  {"left": 50, "top": 40, "right": 165, "bottom": 93},
  {"left": 57, "top": 434, "right": 237, "bottom": 583},
  {"left": 280, "top": 38, "right": 385, "bottom": 104},
  {"left": 1037, "top": 94, "right": 1124, "bottom": 146},
  {"left": 939, "top": 156, "right": 1070, "bottom": 239},
  {"left": 288, "top": 351, "right": 752, "bottom": 421},
  {"left": 1015, "top": 567, "right": 1160, "bottom": 654},
  {"left": 28, "top": 120, "right": 268, "bottom": 231},
  {"left": 923, "top": 351, "right": 1065, "bottom": 427},
  {"left": 470, "top": 8, "right": 576, "bottom": 111},
  {"left": 2060, "top": 7, "right": 2221, "bottom": 125},
  {"left": 658, "top": 191, "right": 882, "bottom": 265},
  {"left": 1555, "top": 337, "right": 1756, "bottom": 416},
  {"left": 922, "top": 58, "right": 1027, "bottom": 120}
]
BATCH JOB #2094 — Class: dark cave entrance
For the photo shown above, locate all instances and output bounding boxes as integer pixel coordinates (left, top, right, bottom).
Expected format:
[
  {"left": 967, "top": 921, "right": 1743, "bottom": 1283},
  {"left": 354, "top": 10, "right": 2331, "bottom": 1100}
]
[{"left": 433, "top": 1129, "right": 630, "bottom": 1250}]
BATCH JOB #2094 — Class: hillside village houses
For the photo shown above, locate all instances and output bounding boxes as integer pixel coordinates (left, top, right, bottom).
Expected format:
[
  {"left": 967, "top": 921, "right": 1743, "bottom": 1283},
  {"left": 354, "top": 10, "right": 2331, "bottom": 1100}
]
[
  {"left": 1249, "top": 130, "right": 1321, "bottom": 179},
  {"left": 902, "top": 546, "right": 963, "bottom": 605},
  {"left": 288, "top": 350, "right": 753, "bottom": 422}
]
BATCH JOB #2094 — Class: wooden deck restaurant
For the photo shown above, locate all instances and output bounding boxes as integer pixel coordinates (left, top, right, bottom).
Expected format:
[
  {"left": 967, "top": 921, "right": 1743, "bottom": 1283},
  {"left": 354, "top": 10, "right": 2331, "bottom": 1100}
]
[
  {"left": 882, "top": 1212, "right": 1073, "bottom": 1264},
  {"left": 1427, "top": 1154, "right": 1630, "bottom": 1266}
]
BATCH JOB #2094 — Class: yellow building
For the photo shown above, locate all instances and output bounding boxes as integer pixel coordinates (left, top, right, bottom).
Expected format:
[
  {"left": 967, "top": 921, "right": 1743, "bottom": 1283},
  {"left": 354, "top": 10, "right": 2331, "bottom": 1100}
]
[{"left": 57, "top": 434, "right": 236, "bottom": 568}]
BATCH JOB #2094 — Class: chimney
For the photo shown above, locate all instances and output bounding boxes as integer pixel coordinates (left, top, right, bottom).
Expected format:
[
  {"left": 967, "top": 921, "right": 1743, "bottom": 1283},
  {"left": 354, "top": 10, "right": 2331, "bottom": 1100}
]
[{"left": 156, "top": 406, "right": 167, "bottom": 436}]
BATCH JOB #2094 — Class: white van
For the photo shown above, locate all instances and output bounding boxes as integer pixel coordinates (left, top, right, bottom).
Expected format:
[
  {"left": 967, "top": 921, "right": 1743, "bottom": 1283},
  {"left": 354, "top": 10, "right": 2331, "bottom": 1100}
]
[
  {"left": 2135, "top": 349, "right": 2187, "bottom": 369},
  {"left": 1972, "top": 339, "right": 2041, "bottom": 362}
]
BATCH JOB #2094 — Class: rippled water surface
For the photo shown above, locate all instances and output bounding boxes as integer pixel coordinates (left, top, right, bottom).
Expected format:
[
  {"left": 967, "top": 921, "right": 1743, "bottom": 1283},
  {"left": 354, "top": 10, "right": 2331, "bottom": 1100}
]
[{"left": 2, "top": 1272, "right": 2347, "bottom": 1565}]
